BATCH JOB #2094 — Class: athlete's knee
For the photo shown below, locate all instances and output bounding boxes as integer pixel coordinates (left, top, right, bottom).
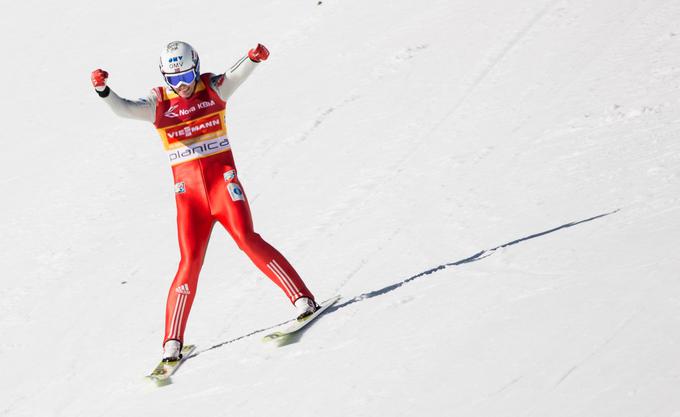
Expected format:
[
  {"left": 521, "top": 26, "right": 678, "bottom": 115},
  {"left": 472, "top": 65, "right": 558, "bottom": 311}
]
[{"left": 176, "top": 246, "right": 206, "bottom": 275}]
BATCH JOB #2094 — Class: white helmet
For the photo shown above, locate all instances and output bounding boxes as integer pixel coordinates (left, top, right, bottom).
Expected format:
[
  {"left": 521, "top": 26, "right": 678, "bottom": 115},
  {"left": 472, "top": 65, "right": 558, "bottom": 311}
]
[{"left": 159, "top": 41, "right": 200, "bottom": 88}]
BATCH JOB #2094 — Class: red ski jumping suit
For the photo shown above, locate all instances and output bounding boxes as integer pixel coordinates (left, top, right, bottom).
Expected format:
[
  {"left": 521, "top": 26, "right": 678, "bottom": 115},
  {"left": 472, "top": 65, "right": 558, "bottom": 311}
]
[{"left": 100, "top": 64, "right": 314, "bottom": 346}]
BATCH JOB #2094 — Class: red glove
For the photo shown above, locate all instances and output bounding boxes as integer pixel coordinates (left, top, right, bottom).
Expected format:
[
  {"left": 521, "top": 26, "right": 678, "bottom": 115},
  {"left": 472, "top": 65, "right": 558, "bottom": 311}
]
[
  {"left": 91, "top": 69, "right": 109, "bottom": 92},
  {"left": 248, "top": 44, "right": 270, "bottom": 63}
]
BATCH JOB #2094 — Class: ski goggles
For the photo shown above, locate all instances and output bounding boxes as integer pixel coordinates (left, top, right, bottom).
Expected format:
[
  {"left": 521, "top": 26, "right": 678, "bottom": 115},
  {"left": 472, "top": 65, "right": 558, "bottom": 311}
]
[{"left": 164, "top": 69, "right": 198, "bottom": 87}]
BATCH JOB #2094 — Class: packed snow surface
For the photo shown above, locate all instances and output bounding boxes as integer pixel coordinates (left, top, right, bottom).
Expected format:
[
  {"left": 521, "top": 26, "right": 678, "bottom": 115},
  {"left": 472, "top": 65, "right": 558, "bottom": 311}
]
[{"left": 1, "top": 0, "right": 679, "bottom": 416}]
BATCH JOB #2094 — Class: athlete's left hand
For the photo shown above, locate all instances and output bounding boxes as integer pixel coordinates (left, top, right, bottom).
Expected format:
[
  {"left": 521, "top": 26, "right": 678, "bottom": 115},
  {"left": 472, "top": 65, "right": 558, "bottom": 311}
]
[
  {"left": 248, "top": 44, "right": 270, "bottom": 62},
  {"left": 91, "top": 68, "right": 109, "bottom": 92}
]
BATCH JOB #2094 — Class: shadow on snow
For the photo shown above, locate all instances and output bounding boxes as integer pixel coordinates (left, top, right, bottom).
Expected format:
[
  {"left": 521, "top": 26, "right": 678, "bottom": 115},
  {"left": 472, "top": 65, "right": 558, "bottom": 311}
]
[{"left": 190, "top": 209, "right": 619, "bottom": 358}]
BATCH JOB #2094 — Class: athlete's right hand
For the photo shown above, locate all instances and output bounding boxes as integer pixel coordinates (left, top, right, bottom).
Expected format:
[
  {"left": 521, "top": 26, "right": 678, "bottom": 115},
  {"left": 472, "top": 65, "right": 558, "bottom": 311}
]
[{"left": 91, "top": 69, "right": 109, "bottom": 92}]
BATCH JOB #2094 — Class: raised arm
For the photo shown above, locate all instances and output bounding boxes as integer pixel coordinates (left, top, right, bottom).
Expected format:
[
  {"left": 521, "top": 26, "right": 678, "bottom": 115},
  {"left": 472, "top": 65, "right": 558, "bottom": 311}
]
[
  {"left": 91, "top": 69, "right": 156, "bottom": 122},
  {"left": 211, "top": 44, "right": 270, "bottom": 101}
]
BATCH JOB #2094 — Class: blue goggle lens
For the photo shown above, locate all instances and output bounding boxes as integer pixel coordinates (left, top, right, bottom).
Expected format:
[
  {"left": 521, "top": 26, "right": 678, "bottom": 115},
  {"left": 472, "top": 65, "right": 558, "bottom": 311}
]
[{"left": 164, "top": 70, "right": 197, "bottom": 87}]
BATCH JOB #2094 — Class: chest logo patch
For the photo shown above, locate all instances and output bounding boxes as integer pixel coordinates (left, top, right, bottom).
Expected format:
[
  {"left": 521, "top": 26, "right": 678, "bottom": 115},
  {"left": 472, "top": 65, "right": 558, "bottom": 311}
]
[{"left": 164, "top": 105, "right": 180, "bottom": 118}]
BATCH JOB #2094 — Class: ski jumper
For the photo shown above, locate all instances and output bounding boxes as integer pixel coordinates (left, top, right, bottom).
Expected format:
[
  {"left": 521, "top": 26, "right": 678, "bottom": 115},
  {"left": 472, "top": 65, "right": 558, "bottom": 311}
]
[
  {"left": 100, "top": 61, "right": 314, "bottom": 347},
  {"left": 155, "top": 74, "right": 313, "bottom": 345}
]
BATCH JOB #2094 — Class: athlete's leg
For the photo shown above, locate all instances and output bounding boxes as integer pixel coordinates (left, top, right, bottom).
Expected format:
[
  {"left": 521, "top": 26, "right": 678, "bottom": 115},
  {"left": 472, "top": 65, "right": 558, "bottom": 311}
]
[
  {"left": 164, "top": 165, "right": 215, "bottom": 346},
  {"left": 211, "top": 166, "right": 314, "bottom": 304}
]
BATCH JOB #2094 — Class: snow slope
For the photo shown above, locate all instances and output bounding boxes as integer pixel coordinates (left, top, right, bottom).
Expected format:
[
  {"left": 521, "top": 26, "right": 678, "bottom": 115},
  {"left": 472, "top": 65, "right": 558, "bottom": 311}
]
[{"left": 1, "top": 0, "right": 680, "bottom": 415}]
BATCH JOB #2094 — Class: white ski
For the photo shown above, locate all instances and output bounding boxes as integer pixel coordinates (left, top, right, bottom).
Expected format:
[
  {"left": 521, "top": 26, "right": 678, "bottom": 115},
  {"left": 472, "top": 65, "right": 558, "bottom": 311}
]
[
  {"left": 262, "top": 295, "right": 341, "bottom": 343},
  {"left": 145, "top": 344, "right": 196, "bottom": 385}
]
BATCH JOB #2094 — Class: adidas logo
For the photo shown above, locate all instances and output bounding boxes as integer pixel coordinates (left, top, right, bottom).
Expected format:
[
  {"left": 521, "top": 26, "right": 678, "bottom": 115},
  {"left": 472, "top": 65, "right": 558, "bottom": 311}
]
[{"left": 175, "top": 284, "right": 191, "bottom": 295}]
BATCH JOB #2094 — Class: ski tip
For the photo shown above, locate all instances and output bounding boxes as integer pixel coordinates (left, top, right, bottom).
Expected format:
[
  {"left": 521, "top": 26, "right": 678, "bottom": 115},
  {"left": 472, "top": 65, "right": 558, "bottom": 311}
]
[
  {"left": 146, "top": 375, "right": 174, "bottom": 387},
  {"left": 320, "top": 295, "right": 341, "bottom": 309}
]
